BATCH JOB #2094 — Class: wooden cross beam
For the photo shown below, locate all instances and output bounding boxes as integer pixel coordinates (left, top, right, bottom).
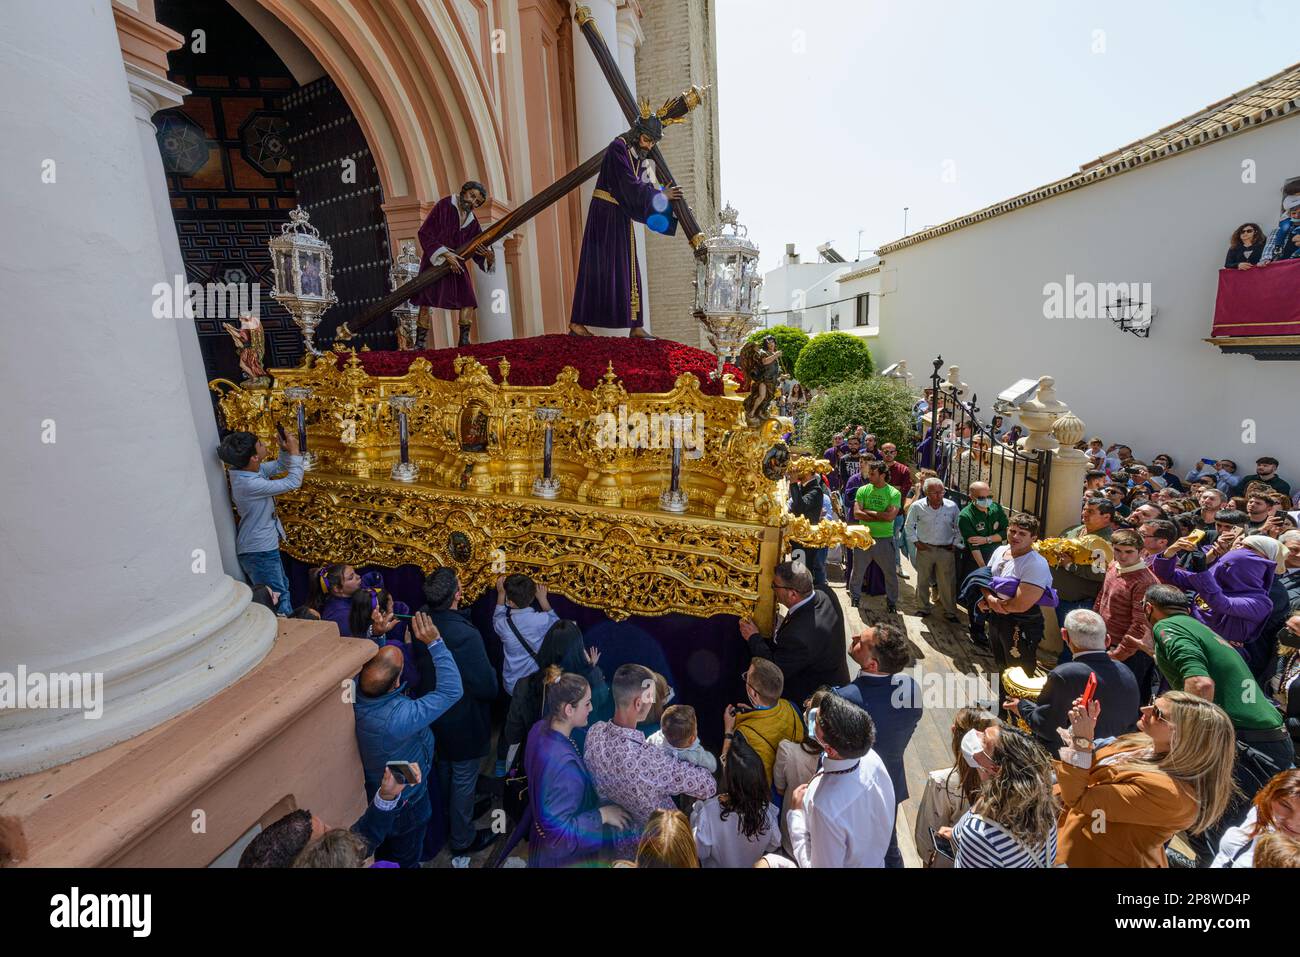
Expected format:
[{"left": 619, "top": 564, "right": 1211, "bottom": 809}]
[{"left": 573, "top": 5, "right": 708, "bottom": 254}]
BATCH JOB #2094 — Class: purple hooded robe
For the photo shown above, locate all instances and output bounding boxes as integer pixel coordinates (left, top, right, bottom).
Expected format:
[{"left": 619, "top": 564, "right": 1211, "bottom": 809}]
[
  {"left": 412, "top": 194, "right": 486, "bottom": 309},
  {"left": 570, "top": 137, "right": 677, "bottom": 329},
  {"left": 1151, "top": 548, "right": 1276, "bottom": 648}
]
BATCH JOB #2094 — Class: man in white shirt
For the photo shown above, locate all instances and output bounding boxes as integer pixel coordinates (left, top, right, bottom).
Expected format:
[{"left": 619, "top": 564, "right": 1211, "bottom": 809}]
[
  {"left": 904, "top": 477, "right": 963, "bottom": 620},
  {"left": 786, "top": 693, "right": 895, "bottom": 868},
  {"left": 981, "top": 512, "right": 1053, "bottom": 676}
]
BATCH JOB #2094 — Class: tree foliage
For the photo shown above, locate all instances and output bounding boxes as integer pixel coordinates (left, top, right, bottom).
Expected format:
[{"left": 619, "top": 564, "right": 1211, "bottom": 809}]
[
  {"left": 745, "top": 325, "right": 808, "bottom": 378},
  {"left": 792, "top": 331, "right": 873, "bottom": 390},
  {"left": 805, "top": 375, "right": 917, "bottom": 461}
]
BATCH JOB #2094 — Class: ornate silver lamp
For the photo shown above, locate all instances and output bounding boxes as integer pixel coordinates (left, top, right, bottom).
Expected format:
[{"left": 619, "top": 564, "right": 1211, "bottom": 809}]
[
  {"left": 532, "top": 407, "right": 562, "bottom": 499},
  {"left": 389, "top": 395, "right": 419, "bottom": 482},
  {"left": 269, "top": 207, "right": 338, "bottom": 356},
  {"left": 693, "top": 203, "right": 763, "bottom": 377},
  {"left": 282, "top": 385, "right": 318, "bottom": 471},
  {"left": 390, "top": 241, "right": 422, "bottom": 351}
]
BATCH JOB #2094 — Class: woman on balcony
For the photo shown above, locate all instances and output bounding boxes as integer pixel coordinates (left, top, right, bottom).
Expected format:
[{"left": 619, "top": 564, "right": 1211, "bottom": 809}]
[{"left": 1224, "top": 222, "right": 1266, "bottom": 269}]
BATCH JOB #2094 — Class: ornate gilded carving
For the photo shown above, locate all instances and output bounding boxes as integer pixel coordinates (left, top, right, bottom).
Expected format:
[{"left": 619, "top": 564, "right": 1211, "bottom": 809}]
[{"left": 210, "top": 356, "right": 864, "bottom": 624}]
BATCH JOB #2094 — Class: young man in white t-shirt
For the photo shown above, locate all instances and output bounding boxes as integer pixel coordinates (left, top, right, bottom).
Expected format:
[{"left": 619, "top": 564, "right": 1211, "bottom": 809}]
[{"left": 980, "top": 513, "right": 1053, "bottom": 675}]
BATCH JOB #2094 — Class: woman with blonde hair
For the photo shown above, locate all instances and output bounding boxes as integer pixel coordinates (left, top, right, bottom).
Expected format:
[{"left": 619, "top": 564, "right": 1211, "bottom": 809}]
[
  {"left": 1056, "top": 690, "right": 1237, "bottom": 867},
  {"left": 615, "top": 808, "right": 700, "bottom": 868}
]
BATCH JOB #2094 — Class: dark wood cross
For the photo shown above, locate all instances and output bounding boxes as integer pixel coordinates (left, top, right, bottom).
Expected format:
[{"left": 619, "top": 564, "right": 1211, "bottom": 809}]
[{"left": 340, "top": 8, "right": 706, "bottom": 341}]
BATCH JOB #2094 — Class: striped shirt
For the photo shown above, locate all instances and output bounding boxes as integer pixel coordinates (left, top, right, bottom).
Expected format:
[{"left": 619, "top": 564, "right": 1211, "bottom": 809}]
[{"left": 952, "top": 810, "right": 1057, "bottom": 868}]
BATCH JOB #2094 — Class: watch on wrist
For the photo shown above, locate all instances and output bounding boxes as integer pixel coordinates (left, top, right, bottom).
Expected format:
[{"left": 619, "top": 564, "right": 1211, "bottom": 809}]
[
  {"left": 723, "top": 732, "right": 735, "bottom": 740},
  {"left": 1072, "top": 734, "right": 1093, "bottom": 750}
]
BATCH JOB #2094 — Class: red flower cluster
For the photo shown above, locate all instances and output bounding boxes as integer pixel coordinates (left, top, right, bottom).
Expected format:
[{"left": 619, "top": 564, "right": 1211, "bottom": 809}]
[{"left": 338, "top": 335, "right": 746, "bottom": 395}]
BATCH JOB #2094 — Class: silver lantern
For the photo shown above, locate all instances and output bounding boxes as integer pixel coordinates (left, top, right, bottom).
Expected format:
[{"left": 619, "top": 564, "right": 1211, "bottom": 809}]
[
  {"left": 269, "top": 207, "right": 338, "bottom": 356},
  {"left": 390, "top": 240, "right": 422, "bottom": 351},
  {"left": 693, "top": 203, "right": 763, "bottom": 377}
]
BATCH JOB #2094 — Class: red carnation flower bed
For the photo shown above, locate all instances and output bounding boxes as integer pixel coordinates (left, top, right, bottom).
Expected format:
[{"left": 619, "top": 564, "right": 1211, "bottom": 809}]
[{"left": 338, "top": 335, "right": 746, "bottom": 395}]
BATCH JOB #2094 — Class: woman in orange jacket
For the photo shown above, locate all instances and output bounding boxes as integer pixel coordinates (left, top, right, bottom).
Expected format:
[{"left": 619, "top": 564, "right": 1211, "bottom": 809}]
[{"left": 1055, "top": 690, "right": 1237, "bottom": 867}]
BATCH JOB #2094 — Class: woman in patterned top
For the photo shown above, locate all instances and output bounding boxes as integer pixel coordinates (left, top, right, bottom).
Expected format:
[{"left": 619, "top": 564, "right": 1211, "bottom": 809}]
[{"left": 948, "top": 725, "right": 1058, "bottom": 868}]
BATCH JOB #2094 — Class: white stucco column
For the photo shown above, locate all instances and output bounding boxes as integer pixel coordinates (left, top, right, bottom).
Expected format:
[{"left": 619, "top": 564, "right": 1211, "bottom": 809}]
[
  {"left": 0, "top": 0, "right": 275, "bottom": 778},
  {"left": 473, "top": 239, "right": 514, "bottom": 343},
  {"left": 125, "top": 63, "right": 241, "bottom": 580},
  {"left": 615, "top": 2, "right": 650, "bottom": 334},
  {"left": 572, "top": 0, "right": 625, "bottom": 221}
]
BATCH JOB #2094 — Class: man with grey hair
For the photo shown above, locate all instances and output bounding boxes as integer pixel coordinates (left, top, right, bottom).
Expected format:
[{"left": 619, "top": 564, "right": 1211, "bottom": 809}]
[
  {"left": 740, "top": 559, "right": 849, "bottom": 706},
  {"left": 1004, "top": 608, "right": 1140, "bottom": 753},
  {"left": 903, "top": 476, "right": 963, "bottom": 620}
]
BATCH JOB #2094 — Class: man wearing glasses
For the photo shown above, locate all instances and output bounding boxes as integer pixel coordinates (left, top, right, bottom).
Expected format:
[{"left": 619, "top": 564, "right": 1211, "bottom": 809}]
[
  {"left": 412, "top": 180, "right": 496, "bottom": 347},
  {"left": 739, "top": 561, "right": 848, "bottom": 707}
]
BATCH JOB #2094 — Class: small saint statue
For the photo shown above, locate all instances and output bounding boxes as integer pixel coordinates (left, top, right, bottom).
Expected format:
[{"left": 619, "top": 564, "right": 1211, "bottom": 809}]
[{"left": 223, "top": 313, "right": 269, "bottom": 387}]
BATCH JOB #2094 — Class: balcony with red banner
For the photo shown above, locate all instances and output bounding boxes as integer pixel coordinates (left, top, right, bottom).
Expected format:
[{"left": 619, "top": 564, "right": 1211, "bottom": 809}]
[{"left": 1206, "top": 257, "right": 1300, "bottom": 359}]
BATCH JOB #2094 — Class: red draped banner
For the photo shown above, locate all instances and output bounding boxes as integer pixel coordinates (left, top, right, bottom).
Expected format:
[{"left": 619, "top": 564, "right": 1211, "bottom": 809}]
[{"left": 1211, "top": 257, "right": 1300, "bottom": 338}]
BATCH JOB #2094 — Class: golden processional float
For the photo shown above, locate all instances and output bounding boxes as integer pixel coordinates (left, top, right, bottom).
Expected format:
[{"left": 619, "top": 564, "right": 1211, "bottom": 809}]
[{"left": 211, "top": 203, "right": 868, "bottom": 634}]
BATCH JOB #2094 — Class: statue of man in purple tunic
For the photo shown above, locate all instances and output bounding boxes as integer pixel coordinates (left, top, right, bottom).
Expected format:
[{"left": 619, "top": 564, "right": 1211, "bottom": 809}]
[
  {"left": 411, "top": 181, "right": 496, "bottom": 348},
  {"left": 569, "top": 112, "right": 683, "bottom": 339}
]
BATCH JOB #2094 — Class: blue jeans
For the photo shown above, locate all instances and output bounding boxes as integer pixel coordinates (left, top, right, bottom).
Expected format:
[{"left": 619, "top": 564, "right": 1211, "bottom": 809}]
[
  {"left": 439, "top": 757, "right": 482, "bottom": 851},
  {"left": 377, "top": 788, "right": 432, "bottom": 868},
  {"left": 1053, "top": 598, "right": 1097, "bottom": 665},
  {"left": 238, "top": 549, "right": 293, "bottom": 615},
  {"left": 805, "top": 547, "right": 829, "bottom": 588}
]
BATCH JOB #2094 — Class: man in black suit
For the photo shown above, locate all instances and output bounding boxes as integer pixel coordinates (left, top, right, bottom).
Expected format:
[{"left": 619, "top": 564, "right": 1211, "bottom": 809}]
[
  {"left": 834, "top": 622, "right": 922, "bottom": 869},
  {"left": 788, "top": 463, "right": 829, "bottom": 587},
  {"left": 739, "top": 560, "right": 848, "bottom": 707},
  {"left": 1006, "top": 608, "right": 1140, "bottom": 754},
  {"left": 417, "top": 567, "right": 500, "bottom": 856}
]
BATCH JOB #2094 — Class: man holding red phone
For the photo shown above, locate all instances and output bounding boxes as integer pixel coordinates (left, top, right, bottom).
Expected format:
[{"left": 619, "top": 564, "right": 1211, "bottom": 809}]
[{"left": 1006, "top": 608, "right": 1140, "bottom": 754}]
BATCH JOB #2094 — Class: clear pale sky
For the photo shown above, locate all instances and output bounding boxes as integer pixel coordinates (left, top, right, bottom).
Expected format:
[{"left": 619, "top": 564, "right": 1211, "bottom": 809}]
[{"left": 715, "top": 0, "right": 1300, "bottom": 270}]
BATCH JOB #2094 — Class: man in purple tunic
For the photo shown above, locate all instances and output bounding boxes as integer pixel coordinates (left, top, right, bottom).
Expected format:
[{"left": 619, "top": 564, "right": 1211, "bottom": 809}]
[
  {"left": 569, "top": 114, "right": 682, "bottom": 339},
  {"left": 412, "top": 181, "right": 495, "bottom": 347}
]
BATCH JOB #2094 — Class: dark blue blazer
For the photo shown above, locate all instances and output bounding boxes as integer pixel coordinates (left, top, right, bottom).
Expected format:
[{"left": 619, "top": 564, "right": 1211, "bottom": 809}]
[
  {"left": 1017, "top": 651, "right": 1140, "bottom": 752},
  {"left": 834, "top": 672, "right": 922, "bottom": 803}
]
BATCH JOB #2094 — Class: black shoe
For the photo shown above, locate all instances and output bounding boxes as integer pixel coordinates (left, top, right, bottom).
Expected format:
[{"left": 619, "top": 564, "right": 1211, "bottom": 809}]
[
  {"left": 969, "top": 633, "right": 990, "bottom": 648},
  {"left": 887, "top": 603, "right": 897, "bottom": 614},
  {"left": 915, "top": 609, "right": 931, "bottom": 618},
  {"left": 451, "top": 828, "right": 499, "bottom": 856},
  {"left": 849, "top": 593, "right": 862, "bottom": 607}
]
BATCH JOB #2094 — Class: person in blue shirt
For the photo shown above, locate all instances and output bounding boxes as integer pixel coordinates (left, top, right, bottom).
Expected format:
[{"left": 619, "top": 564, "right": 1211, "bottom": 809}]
[
  {"left": 218, "top": 430, "right": 304, "bottom": 615},
  {"left": 353, "top": 611, "right": 463, "bottom": 867}
]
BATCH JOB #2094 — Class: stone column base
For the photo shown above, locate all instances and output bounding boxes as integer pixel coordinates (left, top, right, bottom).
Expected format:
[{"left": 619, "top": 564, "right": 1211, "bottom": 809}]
[{"left": 0, "top": 620, "right": 375, "bottom": 867}]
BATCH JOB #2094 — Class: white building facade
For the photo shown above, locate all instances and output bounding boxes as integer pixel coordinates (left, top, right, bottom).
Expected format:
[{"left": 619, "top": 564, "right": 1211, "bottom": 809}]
[
  {"left": 760, "top": 245, "right": 881, "bottom": 341},
  {"left": 870, "top": 64, "right": 1300, "bottom": 478}
]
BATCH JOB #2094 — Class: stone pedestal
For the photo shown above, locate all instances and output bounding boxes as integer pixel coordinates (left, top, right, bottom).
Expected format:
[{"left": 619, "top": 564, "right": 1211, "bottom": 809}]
[{"left": 0, "top": 621, "right": 375, "bottom": 867}]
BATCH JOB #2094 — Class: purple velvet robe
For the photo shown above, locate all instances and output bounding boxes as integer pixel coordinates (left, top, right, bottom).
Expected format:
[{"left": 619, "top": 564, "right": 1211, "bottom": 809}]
[
  {"left": 412, "top": 195, "right": 486, "bottom": 309},
  {"left": 1151, "top": 549, "right": 1275, "bottom": 648},
  {"left": 570, "top": 137, "right": 678, "bottom": 329},
  {"left": 525, "top": 720, "right": 605, "bottom": 868}
]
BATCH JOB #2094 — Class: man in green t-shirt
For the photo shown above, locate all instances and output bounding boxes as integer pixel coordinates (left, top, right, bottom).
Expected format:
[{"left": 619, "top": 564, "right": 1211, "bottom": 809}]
[
  {"left": 957, "top": 481, "right": 1008, "bottom": 567},
  {"left": 848, "top": 461, "right": 901, "bottom": 614}
]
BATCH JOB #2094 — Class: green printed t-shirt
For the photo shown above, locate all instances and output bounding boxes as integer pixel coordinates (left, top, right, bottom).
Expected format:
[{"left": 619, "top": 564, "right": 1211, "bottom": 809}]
[{"left": 854, "top": 482, "right": 901, "bottom": 541}]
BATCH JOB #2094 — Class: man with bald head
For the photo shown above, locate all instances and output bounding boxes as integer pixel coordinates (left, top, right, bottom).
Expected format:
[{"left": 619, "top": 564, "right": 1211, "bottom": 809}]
[{"left": 353, "top": 611, "right": 463, "bottom": 866}]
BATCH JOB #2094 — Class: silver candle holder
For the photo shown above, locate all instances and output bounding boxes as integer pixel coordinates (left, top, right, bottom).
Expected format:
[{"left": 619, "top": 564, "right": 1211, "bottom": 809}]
[
  {"left": 532, "top": 407, "right": 562, "bottom": 499},
  {"left": 659, "top": 413, "right": 689, "bottom": 513},
  {"left": 389, "top": 395, "right": 419, "bottom": 482},
  {"left": 283, "top": 385, "right": 318, "bottom": 471}
]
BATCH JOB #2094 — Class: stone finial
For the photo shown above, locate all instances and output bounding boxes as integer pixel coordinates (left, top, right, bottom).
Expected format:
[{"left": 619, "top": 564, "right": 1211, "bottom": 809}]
[
  {"left": 1052, "top": 408, "right": 1087, "bottom": 451},
  {"left": 944, "top": 364, "right": 969, "bottom": 398},
  {"left": 1019, "top": 375, "right": 1069, "bottom": 453}
]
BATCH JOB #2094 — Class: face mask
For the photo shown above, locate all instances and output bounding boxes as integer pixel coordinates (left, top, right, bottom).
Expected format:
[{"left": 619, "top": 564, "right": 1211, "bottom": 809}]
[
  {"left": 960, "top": 728, "right": 985, "bottom": 769},
  {"left": 976, "top": 497, "right": 993, "bottom": 508},
  {"left": 1278, "top": 628, "right": 1300, "bottom": 651},
  {"left": 805, "top": 707, "right": 818, "bottom": 740}
]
